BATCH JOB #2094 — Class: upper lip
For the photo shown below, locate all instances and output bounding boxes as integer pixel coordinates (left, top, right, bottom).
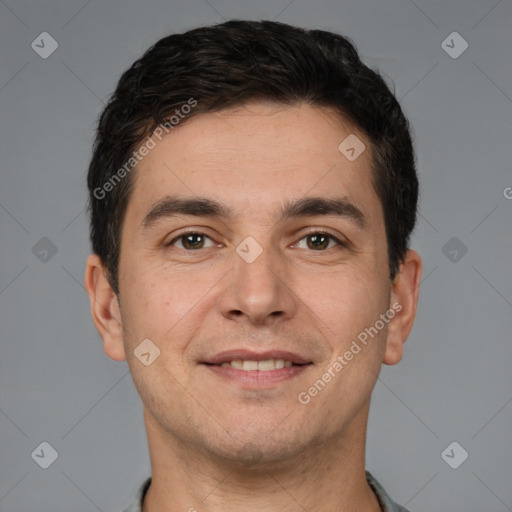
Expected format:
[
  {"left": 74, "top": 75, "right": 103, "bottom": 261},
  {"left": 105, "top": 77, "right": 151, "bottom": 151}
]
[{"left": 203, "top": 350, "right": 311, "bottom": 365}]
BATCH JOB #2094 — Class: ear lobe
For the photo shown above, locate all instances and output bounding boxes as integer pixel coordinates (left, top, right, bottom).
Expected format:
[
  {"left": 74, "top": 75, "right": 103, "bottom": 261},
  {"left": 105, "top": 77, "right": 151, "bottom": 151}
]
[
  {"left": 383, "top": 249, "right": 422, "bottom": 365},
  {"left": 84, "top": 254, "right": 126, "bottom": 362}
]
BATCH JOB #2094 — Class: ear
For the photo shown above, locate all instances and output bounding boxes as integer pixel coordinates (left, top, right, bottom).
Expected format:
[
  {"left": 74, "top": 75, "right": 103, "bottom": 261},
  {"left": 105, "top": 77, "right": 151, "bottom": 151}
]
[
  {"left": 383, "top": 249, "right": 422, "bottom": 365},
  {"left": 84, "top": 254, "right": 126, "bottom": 362}
]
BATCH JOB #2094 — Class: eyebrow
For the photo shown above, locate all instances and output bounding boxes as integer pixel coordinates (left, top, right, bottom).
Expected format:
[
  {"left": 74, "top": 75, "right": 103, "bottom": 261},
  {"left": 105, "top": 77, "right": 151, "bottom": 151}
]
[{"left": 141, "top": 195, "right": 367, "bottom": 230}]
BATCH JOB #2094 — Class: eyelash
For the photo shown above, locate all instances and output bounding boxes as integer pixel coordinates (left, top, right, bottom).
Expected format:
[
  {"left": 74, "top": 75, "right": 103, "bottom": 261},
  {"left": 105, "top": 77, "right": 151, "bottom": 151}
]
[{"left": 167, "top": 230, "right": 347, "bottom": 251}]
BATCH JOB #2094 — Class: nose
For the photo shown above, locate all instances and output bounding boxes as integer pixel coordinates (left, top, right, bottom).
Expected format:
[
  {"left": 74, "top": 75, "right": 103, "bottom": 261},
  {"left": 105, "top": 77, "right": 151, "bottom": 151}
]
[{"left": 217, "top": 243, "right": 297, "bottom": 326}]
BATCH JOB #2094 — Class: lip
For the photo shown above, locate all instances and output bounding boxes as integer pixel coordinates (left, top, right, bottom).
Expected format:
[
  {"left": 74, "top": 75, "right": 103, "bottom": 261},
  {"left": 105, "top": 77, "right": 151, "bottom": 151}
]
[
  {"left": 201, "top": 349, "right": 313, "bottom": 388},
  {"left": 204, "top": 363, "right": 310, "bottom": 386},
  {"left": 202, "top": 349, "right": 311, "bottom": 365}
]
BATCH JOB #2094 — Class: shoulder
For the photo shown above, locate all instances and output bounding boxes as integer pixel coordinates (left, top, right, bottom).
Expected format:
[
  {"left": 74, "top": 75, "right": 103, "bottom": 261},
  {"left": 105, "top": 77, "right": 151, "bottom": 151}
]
[
  {"left": 122, "top": 477, "right": 151, "bottom": 512},
  {"left": 366, "top": 471, "right": 411, "bottom": 512}
]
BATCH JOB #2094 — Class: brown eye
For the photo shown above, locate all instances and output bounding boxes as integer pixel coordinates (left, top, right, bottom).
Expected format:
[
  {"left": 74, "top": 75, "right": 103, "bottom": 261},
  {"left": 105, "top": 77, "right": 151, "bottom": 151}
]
[
  {"left": 296, "top": 232, "right": 341, "bottom": 251},
  {"left": 169, "top": 232, "right": 214, "bottom": 250}
]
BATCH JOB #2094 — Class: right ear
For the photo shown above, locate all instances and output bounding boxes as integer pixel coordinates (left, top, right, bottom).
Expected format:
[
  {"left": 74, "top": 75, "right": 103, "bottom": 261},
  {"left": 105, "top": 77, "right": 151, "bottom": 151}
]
[{"left": 84, "top": 254, "right": 126, "bottom": 361}]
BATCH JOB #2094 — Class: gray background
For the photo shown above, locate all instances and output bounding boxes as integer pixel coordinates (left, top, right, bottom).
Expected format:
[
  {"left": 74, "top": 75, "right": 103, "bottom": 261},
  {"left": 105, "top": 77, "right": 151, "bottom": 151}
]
[{"left": 0, "top": 0, "right": 511, "bottom": 511}]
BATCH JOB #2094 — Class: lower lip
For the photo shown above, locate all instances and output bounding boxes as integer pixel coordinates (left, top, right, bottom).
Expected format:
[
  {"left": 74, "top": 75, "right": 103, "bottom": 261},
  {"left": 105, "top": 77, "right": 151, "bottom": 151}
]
[{"left": 203, "top": 364, "right": 311, "bottom": 387}]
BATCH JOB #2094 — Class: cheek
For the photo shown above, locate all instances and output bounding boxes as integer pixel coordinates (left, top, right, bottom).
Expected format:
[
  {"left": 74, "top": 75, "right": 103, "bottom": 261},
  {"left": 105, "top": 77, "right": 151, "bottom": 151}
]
[
  {"left": 300, "top": 270, "right": 389, "bottom": 410},
  {"left": 297, "top": 267, "right": 388, "bottom": 343},
  {"left": 120, "top": 260, "right": 223, "bottom": 342}
]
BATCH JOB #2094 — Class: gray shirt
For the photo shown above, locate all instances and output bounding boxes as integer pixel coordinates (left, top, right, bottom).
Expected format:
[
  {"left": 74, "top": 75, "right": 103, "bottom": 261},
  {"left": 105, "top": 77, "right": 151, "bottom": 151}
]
[{"left": 123, "top": 471, "right": 410, "bottom": 511}]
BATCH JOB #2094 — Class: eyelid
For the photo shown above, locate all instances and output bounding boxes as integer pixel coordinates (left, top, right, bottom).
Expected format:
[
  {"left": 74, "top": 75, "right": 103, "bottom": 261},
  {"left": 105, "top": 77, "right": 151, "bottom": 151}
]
[
  {"left": 166, "top": 229, "right": 219, "bottom": 248},
  {"left": 295, "top": 228, "right": 349, "bottom": 248}
]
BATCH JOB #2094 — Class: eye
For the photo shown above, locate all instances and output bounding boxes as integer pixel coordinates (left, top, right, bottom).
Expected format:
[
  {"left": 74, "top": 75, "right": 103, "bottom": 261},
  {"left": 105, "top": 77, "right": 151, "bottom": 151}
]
[
  {"left": 168, "top": 232, "right": 216, "bottom": 250},
  {"left": 296, "top": 232, "right": 344, "bottom": 251}
]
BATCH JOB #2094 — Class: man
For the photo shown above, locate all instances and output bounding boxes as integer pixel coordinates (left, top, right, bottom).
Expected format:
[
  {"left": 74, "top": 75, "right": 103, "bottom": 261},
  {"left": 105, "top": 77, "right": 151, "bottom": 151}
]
[{"left": 85, "top": 20, "right": 422, "bottom": 512}]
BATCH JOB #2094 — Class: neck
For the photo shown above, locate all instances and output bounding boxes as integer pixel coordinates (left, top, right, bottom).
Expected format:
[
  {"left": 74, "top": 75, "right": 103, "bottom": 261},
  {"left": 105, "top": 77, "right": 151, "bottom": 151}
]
[{"left": 141, "top": 404, "right": 381, "bottom": 512}]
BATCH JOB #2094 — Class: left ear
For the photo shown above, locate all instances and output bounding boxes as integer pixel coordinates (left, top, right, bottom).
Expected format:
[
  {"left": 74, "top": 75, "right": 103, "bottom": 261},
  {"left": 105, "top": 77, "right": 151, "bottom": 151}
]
[{"left": 383, "top": 249, "right": 422, "bottom": 365}]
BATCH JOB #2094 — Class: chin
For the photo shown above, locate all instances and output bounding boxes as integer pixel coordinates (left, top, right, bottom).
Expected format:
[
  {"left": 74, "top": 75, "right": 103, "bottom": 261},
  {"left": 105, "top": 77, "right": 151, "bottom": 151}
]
[{"left": 205, "top": 426, "right": 322, "bottom": 471}]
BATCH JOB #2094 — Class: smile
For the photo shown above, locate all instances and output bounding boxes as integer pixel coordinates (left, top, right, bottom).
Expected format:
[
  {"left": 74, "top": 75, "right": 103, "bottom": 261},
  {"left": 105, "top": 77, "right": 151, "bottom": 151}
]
[{"left": 218, "top": 359, "right": 294, "bottom": 371}]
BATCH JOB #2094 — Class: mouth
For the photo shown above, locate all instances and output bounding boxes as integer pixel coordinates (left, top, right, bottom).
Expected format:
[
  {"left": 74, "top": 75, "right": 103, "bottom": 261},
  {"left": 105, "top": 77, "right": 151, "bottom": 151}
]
[
  {"left": 214, "top": 359, "right": 297, "bottom": 371},
  {"left": 201, "top": 350, "right": 313, "bottom": 387}
]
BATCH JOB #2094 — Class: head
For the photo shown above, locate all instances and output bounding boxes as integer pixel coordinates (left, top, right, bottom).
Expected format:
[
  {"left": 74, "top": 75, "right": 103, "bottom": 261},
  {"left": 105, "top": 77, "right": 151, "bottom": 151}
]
[{"left": 85, "top": 20, "right": 421, "bottom": 468}]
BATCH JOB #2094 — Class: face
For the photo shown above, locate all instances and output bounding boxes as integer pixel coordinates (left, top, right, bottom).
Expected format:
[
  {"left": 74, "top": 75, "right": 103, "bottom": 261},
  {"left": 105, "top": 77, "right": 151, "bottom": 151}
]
[{"left": 86, "top": 101, "right": 420, "bottom": 467}]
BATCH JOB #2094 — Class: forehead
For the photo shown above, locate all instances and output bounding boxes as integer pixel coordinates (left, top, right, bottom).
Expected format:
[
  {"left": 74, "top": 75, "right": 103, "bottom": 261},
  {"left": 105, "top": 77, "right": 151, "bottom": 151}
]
[{"left": 126, "top": 101, "right": 382, "bottom": 226}]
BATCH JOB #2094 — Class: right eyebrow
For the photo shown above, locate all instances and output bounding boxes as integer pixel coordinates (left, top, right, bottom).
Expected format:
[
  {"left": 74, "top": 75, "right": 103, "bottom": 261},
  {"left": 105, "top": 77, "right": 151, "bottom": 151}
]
[{"left": 141, "top": 196, "right": 231, "bottom": 230}]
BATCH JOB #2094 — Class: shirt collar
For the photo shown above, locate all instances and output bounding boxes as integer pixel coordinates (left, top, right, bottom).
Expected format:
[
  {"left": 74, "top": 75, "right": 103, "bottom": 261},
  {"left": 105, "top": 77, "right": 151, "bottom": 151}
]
[{"left": 124, "top": 472, "right": 409, "bottom": 512}]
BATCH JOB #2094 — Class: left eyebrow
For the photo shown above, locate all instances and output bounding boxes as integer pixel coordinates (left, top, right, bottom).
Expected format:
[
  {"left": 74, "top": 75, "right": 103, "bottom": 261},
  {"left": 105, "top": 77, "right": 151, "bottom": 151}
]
[
  {"left": 140, "top": 195, "right": 367, "bottom": 231},
  {"left": 279, "top": 197, "right": 367, "bottom": 229}
]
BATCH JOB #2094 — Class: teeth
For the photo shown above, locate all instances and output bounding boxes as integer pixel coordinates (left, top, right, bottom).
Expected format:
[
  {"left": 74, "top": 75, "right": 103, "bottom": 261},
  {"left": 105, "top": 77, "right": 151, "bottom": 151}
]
[
  {"left": 219, "top": 359, "right": 294, "bottom": 371},
  {"left": 257, "top": 359, "right": 275, "bottom": 371},
  {"left": 243, "top": 360, "right": 259, "bottom": 371}
]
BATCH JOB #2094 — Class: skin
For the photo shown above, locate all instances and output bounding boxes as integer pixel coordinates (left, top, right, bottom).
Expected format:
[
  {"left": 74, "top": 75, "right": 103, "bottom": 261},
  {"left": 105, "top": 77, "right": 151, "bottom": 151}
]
[{"left": 85, "top": 101, "right": 422, "bottom": 512}]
